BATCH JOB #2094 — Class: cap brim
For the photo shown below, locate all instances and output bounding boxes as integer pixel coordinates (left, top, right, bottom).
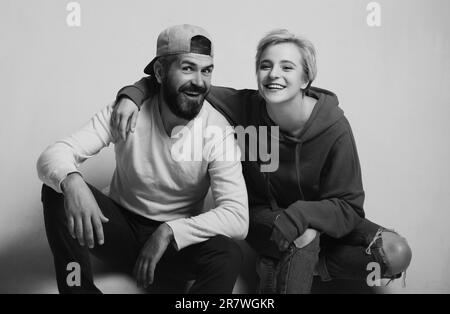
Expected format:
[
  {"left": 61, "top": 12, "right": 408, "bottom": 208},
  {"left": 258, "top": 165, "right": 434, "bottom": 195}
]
[{"left": 144, "top": 57, "right": 158, "bottom": 75}]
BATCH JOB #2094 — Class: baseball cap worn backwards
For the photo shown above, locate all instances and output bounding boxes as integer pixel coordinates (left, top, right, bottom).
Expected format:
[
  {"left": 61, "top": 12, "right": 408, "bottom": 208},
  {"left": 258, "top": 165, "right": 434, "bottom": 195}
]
[{"left": 144, "top": 24, "right": 213, "bottom": 75}]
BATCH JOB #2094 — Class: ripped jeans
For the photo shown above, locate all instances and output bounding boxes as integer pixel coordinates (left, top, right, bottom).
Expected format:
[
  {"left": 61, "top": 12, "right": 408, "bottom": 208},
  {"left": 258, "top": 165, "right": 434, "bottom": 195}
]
[{"left": 255, "top": 218, "right": 400, "bottom": 294}]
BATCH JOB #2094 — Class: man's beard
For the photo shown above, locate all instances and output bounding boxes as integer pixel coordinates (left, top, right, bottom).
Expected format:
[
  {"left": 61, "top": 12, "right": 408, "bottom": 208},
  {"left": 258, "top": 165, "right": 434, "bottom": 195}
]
[{"left": 161, "top": 78, "right": 209, "bottom": 121}]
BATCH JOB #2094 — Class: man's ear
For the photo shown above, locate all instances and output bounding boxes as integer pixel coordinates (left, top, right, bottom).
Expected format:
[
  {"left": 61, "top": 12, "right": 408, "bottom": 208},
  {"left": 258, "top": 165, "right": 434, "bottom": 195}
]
[{"left": 154, "top": 61, "right": 164, "bottom": 84}]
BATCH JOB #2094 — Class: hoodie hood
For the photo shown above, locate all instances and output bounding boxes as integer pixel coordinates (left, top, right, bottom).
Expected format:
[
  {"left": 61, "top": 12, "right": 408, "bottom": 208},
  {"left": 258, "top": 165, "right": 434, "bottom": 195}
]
[{"left": 272, "top": 86, "right": 344, "bottom": 143}]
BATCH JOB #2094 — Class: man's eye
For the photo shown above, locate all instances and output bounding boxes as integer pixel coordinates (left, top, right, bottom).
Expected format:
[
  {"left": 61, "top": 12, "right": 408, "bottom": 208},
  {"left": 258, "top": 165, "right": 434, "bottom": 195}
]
[
  {"left": 203, "top": 68, "right": 213, "bottom": 75},
  {"left": 182, "top": 66, "right": 193, "bottom": 72}
]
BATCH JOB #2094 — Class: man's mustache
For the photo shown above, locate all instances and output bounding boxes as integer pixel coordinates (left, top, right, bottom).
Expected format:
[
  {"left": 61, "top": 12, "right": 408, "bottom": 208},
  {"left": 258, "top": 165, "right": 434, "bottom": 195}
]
[{"left": 179, "top": 84, "right": 208, "bottom": 95}]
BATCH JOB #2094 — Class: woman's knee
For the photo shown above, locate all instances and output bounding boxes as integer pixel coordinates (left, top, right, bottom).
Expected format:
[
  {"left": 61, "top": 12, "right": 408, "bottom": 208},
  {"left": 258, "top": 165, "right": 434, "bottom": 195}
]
[{"left": 381, "top": 231, "right": 412, "bottom": 277}]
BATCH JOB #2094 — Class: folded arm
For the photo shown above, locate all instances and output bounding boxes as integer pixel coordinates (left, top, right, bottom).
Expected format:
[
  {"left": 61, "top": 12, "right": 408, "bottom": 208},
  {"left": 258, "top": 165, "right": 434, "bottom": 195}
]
[
  {"left": 165, "top": 130, "right": 249, "bottom": 250},
  {"left": 274, "top": 129, "right": 365, "bottom": 242}
]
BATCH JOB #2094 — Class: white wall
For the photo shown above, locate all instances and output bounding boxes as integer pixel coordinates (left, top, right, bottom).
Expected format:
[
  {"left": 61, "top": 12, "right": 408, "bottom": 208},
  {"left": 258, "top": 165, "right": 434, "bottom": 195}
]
[{"left": 0, "top": 0, "right": 449, "bottom": 293}]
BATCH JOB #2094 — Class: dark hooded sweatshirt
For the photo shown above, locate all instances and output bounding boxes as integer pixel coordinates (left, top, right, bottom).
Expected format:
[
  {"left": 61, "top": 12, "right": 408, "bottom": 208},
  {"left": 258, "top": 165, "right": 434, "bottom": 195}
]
[{"left": 118, "top": 78, "right": 365, "bottom": 256}]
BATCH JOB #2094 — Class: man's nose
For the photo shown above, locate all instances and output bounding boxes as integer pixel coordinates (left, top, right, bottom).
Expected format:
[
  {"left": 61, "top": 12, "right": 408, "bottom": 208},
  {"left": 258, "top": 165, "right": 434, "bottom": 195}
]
[{"left": 191, "top": 71, "right": 205, "bottom": 88}]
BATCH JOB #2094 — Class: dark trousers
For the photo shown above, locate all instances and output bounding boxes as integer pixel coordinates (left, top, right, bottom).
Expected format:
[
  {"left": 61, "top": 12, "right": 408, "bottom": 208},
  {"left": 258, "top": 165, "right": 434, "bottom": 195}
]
[
  {"left": 41, "top": 184, "right": 243, "bottom": 294},
  {"left": 318, "top": 218, "right": 387, "bottom": 281}
]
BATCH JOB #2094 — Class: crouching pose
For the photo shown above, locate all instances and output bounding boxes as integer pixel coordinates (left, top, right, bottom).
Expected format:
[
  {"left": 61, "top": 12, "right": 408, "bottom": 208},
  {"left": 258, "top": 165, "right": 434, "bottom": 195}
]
[
  {"left": 37, "top": 24, "right": 249, "bottom": 294},
  {"left": 113, "top": 29, "right": 412, "bottom": 293}
]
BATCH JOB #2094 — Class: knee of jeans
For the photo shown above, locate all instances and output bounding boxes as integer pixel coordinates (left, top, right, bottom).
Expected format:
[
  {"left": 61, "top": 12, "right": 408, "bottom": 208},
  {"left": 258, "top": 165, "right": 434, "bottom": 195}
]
[
  {"left": 381, "top": 231, "right": 412, "bottom": 277},
  {"left": 294, "top": 233, "right": 321, "bottom": 252},
  {"left": 289, "top": 238, "right": 320, "bottom": 269}
]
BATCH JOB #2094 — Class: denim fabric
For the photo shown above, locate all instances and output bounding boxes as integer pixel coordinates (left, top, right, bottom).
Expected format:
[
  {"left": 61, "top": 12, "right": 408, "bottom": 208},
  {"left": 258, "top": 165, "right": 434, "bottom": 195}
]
[
  {"left": 257, "top": 235, "right": 320, "bottom": 294},
  {"left": 256, "top": 256, "right": 277, "bottom": 294},
  {"left": 319, "top": 219, "right": 390, "bottom": 281},
  {"left": 256, "top": 218, "right": 396, "bottom": 293}
]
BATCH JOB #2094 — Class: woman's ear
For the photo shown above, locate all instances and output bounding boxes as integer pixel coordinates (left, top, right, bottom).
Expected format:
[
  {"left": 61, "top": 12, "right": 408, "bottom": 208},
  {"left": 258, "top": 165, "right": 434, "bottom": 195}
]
[{"left": 301, "top": 80, "right": 309, "bottom": 90}]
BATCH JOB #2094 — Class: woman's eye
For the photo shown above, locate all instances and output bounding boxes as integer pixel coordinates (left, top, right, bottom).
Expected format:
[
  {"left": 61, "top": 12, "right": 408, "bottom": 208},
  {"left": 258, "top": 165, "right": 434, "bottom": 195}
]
[
  {"left": 260, "top": 64, "right": 271, "bottom": 70},
  {"left": 283, "top": 66, "right": 293, "bottom": 71}
]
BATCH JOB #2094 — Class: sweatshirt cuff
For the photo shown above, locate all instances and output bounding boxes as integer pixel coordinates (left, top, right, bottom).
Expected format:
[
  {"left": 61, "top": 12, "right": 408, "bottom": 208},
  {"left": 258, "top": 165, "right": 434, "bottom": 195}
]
[
  {"left": 273, "top": 211, "right": 305, "bottom": 243},
  {"left": 165, "top": 219, "right": 190, "bottom": 251},
  {"left": 49, "top": 166, "right": 80, "bottom": 194},
  {"left": 116, "top": 86, "right": 145, "bottom": 109}
]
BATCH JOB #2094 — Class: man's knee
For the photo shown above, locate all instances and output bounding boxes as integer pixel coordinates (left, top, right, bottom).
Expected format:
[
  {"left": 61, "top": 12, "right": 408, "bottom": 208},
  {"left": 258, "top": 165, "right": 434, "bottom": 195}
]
[
  {"left": 381, "top": 231, "right": 412, "bottom": 277},
  {"left": 41, "top": 184, "right": 62, "bottom": 203},
  {"left": 204, "top": 236, "right": 244, "bottom": 271},
  {"left": 41, "top": 184, "right": 65, "bottom": 220}
]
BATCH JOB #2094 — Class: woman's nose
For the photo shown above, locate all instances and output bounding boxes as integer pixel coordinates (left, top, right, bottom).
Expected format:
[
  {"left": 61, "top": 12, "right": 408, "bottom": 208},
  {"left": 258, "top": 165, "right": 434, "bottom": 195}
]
[{"left": 269, "top": 66, "right": 281, "bottom": 79}]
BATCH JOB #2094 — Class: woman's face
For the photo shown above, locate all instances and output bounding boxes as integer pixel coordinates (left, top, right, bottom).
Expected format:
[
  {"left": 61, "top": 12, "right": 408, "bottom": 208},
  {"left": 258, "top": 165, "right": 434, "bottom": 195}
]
[{"left": 257, "top": 42, "right": 308, "bottom": 105}]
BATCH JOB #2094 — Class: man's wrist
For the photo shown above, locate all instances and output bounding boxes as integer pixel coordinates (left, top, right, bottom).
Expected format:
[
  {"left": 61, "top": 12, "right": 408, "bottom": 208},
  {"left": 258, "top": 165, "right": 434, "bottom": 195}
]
[
  {"left": 162, "top": 223, "right": 175, "bottom": 241},
  {"left": 61, "top": 172, "right": 82, "bottom": 194}
]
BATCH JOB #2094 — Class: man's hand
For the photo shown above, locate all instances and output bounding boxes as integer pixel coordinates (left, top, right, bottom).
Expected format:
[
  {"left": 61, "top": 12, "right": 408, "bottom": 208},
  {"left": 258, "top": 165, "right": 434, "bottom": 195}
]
[
  {"left": 61, "top": 173, "right": 109, "bottom": 248},
  {"left": 111, "top": 97, "right": 139, "bottom": 141},
  {"left": 133, "top": 223, "right": 174, "bottom": 288}
]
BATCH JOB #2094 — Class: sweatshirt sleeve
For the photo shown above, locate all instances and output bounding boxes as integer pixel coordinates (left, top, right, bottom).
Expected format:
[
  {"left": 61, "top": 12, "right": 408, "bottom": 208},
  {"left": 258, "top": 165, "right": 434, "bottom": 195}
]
[
  {"left": 36, "top": 105, "right": 114, "bottom": 193},
  {"left": 274, "top": 129, "right": 365, "bottom": 242},
  {"left": 165, "top": 129, "right": 249, "bottom": 250}
]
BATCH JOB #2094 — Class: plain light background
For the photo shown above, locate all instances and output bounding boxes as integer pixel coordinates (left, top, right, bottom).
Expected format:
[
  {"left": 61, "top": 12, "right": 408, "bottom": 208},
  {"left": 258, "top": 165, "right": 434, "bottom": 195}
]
[{"left": 1, "top": 0, "right": 449, "bottom": 293}]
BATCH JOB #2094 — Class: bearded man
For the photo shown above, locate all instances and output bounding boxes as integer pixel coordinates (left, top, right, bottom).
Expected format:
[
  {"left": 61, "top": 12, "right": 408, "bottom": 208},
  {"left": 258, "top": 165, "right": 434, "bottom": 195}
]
[{"left": 37, "top": 24, "right": 248, "bottom": 294}]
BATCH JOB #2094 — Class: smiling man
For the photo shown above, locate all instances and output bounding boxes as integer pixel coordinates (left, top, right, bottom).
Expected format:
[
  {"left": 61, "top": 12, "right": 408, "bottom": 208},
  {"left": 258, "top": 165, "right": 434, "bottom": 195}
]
[{"left": 37, "top": 24, "right": 248, "bottom": 294}]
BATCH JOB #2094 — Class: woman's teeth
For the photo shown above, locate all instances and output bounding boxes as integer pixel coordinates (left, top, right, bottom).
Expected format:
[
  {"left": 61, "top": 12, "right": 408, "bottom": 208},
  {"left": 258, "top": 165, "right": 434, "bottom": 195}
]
[{"left": 266, "top": 84, "right": 285, "bottom": 90}]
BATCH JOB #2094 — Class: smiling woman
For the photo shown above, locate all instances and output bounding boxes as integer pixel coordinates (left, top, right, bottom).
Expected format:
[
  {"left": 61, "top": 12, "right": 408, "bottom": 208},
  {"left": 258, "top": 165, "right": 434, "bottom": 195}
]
[{"left": 256, "top": 30, "right": 318, "bottom": 137}]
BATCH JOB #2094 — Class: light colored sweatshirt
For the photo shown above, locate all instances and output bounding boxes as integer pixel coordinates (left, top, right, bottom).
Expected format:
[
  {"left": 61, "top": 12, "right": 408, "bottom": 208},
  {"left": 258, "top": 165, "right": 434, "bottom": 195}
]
[{"left": 37, "top": 94, "right": 249, "bottom": 250}]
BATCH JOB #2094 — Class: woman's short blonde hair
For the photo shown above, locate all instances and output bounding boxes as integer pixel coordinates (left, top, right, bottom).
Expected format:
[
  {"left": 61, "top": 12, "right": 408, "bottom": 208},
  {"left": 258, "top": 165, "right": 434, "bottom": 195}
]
[{"left": 255, "top": 29, "right": 317, "bottom": 91}]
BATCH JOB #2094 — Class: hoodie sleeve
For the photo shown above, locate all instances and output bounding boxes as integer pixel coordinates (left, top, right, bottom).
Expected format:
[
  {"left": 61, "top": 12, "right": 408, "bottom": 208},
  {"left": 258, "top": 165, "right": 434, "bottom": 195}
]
[
  {"left": 206, "top": 86, "right": 255, "bottom": 126},
  {"left": 116, "top": 77, "right": 152, "bottom": 108},
  {"left": 274, "top": 127, "right": 365, "bottom": 242}
]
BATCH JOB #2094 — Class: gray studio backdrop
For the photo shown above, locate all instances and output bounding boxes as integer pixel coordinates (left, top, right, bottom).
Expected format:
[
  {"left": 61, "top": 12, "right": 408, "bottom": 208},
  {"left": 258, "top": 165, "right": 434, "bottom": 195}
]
[{"left": 1, "top": 0, "right": 449, "bottom": 293}]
